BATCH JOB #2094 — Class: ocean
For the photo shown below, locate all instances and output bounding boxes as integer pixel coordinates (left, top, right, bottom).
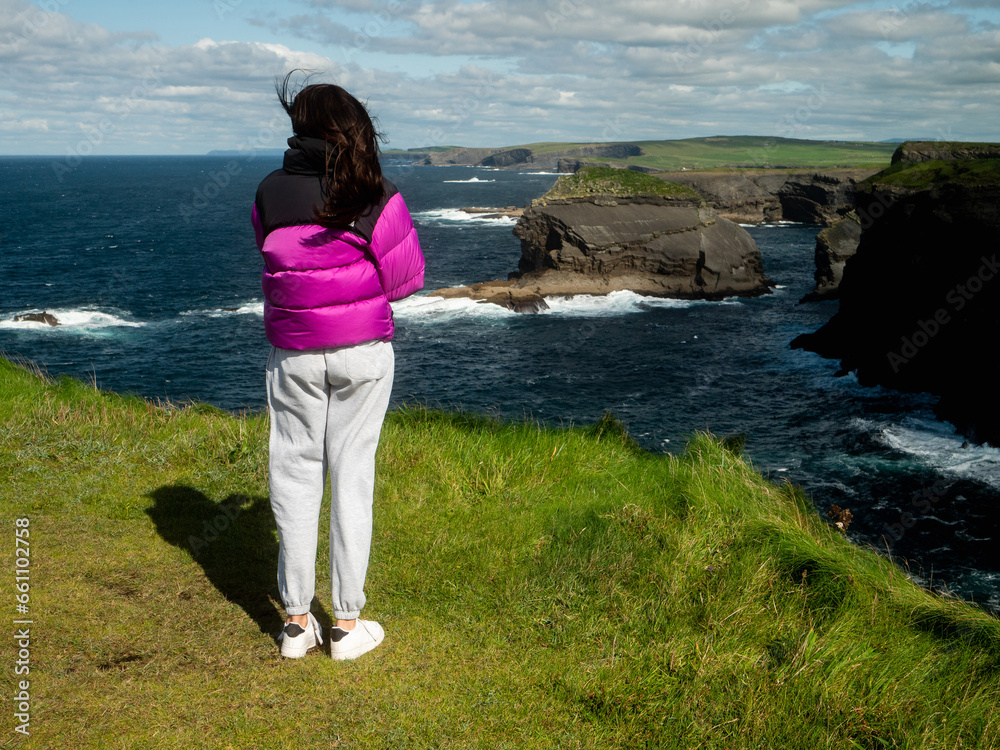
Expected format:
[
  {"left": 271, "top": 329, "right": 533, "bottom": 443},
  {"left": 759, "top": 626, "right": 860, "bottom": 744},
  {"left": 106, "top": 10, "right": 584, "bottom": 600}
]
[{"left": 2, "top": 155, "right": 998, "bottom": 610}]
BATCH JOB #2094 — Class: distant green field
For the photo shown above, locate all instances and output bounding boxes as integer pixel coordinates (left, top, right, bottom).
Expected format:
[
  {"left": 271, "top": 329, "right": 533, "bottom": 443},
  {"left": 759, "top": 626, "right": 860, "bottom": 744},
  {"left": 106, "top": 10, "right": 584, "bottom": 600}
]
[
  {"left": 633, "top": 136, "right": 896, "bottom": 170},
  {"left": 407, "top": 137, "right": 900, "bottom": 171}
]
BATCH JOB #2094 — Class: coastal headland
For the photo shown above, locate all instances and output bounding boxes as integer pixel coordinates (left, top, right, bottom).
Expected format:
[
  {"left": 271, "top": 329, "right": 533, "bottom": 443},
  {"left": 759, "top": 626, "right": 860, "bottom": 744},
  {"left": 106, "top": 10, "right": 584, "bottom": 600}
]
[
  {"left": 414, "top": 137, "right": 896, "bottom": 311},
  {"left": 387, "top": 135, "right": 897, "bottom": 173},
  {"left": 793, "top": 142, "right": 1000, "bottom": 445}
]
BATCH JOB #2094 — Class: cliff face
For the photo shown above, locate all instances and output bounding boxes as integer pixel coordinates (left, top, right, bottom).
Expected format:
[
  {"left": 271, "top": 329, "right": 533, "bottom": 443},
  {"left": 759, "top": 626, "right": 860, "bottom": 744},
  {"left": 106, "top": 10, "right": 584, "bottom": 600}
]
[
  {"left": 512, "top": 198, "right": 771, "bottom": 299},
  {"left": 891, "top": 141, "right": 1000, "bottom": 165},
  {"left": 792, "top": 151, "right": 1000, "bottom": 443},
  {"left": 664, "top": 169, "right": 880, "bottom": 225},
  {"left": 432, "top": 168, "right": 773, "bottom": 310},
  {"left": 433, "top": 192, "right": 773, "bottom": 311}
]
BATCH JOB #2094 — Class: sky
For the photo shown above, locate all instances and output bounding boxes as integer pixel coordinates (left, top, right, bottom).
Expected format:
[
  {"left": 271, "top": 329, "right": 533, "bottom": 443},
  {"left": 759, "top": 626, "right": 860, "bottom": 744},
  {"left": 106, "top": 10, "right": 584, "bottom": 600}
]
[{"left": 1, "top": 0, "right": 999, "bottom": 155}]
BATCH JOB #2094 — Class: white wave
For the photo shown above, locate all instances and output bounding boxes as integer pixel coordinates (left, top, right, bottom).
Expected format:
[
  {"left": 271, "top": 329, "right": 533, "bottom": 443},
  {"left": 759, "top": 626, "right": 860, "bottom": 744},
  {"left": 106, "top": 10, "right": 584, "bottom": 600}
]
[
  {"left": 394, "top": 289, "right": 739, "bottom": 322},
  {"left": 546, "top": 290, "right": 741, "bottom": 316},
  {"left": 443, "top": 177, "right": 496, "bottom": 183},
  {"left": 0, "top": 308, "right": 143, "bottom": 334},
  {"left": 391, "top": 294, "right": 517, "bottom": 322},
  {"left": 412, "top": 208, "right": 517, "bottom": 226},
  {"left": 865, "top": 416, "right": 1000, "bottom": 489},
  {"left": 182, "top": 301, "right": 264, "bottom": 318}
]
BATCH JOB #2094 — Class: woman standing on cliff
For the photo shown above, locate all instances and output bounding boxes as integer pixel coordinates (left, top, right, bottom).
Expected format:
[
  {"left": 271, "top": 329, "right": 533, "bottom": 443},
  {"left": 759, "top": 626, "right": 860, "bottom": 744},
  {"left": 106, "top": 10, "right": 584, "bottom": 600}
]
[{"left": 251, "top": 72, "right": 425, "bottom": 660}]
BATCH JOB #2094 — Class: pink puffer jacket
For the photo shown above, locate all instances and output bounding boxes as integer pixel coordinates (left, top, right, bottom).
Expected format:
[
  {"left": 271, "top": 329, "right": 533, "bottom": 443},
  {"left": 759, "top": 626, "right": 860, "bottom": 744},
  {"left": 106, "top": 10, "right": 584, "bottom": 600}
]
[{"left": 252, "top": 174, "right": 424, "bottom": 351}]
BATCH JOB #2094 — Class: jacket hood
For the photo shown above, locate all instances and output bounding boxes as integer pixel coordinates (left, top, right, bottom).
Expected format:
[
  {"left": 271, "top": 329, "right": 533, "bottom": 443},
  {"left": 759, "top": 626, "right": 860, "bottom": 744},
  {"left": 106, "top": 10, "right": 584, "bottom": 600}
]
[{"left": 283, "top": 135, "right": 336, "bottom": 175}]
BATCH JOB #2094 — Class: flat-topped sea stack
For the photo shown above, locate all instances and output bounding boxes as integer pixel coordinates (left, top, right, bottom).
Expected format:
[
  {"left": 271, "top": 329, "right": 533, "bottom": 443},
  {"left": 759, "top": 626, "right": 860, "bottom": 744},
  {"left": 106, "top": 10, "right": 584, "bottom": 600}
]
[{"left": 432, "top": 168, "right": 773, "bottom": 312}]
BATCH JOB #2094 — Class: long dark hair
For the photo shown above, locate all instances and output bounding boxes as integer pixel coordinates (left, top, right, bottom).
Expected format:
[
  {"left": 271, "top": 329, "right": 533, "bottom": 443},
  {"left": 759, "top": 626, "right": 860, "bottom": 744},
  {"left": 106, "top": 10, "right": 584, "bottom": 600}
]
[{"left": 277, "top": 71, "right": 385, "bottom": 229}]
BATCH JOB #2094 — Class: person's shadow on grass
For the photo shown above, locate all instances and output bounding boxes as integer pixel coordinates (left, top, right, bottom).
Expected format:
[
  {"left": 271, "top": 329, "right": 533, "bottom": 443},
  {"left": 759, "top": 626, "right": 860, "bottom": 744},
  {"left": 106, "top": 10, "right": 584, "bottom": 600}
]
[{"left": 145, "top": 486, "right": 331, "bottom": 641}]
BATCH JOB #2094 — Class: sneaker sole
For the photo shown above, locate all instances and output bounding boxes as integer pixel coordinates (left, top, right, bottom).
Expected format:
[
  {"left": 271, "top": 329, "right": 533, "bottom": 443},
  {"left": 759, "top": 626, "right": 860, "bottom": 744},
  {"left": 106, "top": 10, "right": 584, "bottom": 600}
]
[
  {"left": 279, "top": 615, "right": 323, "bottom": 658},
  {"left": 330, "top": 628, "right": 384, "bottom": 661},
  {"left": 280, "top": 641, "right": 316, "bottom": 658}
]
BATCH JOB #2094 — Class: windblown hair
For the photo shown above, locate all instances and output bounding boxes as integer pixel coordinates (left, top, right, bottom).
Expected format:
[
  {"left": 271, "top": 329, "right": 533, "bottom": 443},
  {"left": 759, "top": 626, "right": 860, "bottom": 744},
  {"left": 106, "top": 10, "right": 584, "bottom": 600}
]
[{"left": 277, "top": 71, "right": 385, "bottom": 229}]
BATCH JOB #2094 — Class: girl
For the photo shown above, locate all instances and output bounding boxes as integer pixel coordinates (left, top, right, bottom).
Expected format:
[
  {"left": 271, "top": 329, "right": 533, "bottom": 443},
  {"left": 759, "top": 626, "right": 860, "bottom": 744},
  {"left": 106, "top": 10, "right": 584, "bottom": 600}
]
[{"left": 251, "top": 73, "right": 424, "bottom": 660}]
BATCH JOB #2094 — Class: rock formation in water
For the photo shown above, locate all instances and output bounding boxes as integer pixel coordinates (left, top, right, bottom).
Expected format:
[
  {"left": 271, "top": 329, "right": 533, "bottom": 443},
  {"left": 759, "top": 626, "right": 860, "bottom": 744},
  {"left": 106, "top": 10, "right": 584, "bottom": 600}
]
[
  {"left": 800, "top": 213, "right": 863, "bottom": 302},
  {"left": 792, "top": 143, "right": 1000, "bottom": 444},
  {"left": 432, "top": 168, "right": 773, "bottom": 311},
  {"left": 14, "top": 311, "right": 59, "bottom": 326}
]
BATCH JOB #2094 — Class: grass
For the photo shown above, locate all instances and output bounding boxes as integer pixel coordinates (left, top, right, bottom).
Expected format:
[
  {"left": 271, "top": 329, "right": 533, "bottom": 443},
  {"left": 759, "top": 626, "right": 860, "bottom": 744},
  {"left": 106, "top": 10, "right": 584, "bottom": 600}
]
[
  {"left": 613, "top": 137, "right": 896, "bottom": 171},
  {"left": 3, "top": 355, "right": 1000, "bottom": 748},
  {"left": 427, "top": 137, "right": 898, "bottom": 171},
  {"left": 861, "top": 157, "right": 1000, "bottom": 192},
  {"left": 538, "top": 167, "right": 703, "bottom": 202}
]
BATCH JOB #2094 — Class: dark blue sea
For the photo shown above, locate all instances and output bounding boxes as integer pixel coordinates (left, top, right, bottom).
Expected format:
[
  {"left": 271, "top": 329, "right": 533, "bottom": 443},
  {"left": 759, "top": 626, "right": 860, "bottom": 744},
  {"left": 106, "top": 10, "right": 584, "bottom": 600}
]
[{"left": 2, "top": 155, "right": 998, "bottom": 609}]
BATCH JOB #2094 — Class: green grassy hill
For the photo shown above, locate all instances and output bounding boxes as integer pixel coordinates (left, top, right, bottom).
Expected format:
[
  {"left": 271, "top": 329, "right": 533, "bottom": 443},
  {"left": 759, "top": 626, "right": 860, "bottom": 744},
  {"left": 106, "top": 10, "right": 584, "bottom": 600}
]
[
  {"left": 3, "top": 355, "right": 1000, "bottom": 748},
  {"left": 627, "top": 136, "right": 896, "bottom": 171},
  {"left": 398, "top": 136, "right": 899, "bottom": 171}
]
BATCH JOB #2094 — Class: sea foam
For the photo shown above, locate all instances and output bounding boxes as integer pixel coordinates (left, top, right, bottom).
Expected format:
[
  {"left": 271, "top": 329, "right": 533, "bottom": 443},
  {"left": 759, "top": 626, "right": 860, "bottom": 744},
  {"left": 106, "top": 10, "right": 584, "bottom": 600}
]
[
  {"left": 182, "top": 301, "right": 265, "bottom": 318},
  {"left": 0, "top": 308, "right": 144, "bottom": 334},
  {"left": 442, "top": 176, "right": 496, "bottom": 183},
  {"left": 413, "top": 208, "right": 517, "bottom": 226},
  {"left": 870, "top": 416, "right": 1000, "bottom": 489},
  {"left": 394, "top": 289, "right": 739, "bottom": 323}
]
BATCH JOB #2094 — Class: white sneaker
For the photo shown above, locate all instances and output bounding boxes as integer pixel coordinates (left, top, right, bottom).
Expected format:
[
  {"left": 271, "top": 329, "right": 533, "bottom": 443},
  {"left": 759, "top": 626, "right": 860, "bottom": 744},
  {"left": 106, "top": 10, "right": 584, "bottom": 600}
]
[
  {"left": 278, "top": 612, "right": 323, "bottom": 658},
  {"left": 329, "top": 619, "right": 384, "bottom": 661}
]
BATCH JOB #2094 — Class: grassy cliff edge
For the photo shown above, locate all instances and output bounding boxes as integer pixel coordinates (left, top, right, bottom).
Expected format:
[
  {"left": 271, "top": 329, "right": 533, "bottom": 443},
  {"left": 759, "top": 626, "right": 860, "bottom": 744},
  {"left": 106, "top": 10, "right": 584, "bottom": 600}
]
[{"left": 2, "top": 355, "right": 999, "bottom": 748}]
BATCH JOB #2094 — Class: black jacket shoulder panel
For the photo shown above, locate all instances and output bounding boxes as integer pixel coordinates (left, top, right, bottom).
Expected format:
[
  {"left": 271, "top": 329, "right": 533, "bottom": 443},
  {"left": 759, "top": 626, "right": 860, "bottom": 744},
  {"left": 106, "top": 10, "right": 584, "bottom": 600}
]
[
  {"left": 352, "top": 178, "right": 400, "bottom": 243},
  {"left": 255, "top": 174, "right": 399, "bottom": 243},
  {"left": 255, "top": 169, "right": 326, "bottom": 235}
]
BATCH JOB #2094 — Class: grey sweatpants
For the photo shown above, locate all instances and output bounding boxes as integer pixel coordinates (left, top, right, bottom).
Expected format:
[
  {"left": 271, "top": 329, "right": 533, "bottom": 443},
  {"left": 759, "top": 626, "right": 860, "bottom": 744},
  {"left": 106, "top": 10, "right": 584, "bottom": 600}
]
[{"left": 265, "top": 341, "right": 394, "bottom": 620}]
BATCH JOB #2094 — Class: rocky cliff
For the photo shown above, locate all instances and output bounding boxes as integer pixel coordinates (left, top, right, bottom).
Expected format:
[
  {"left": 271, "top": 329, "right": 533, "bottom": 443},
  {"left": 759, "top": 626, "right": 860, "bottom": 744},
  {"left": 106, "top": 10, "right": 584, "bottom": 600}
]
[
  {"left": 891, "top": 141, "right": 1000, "bottom": 165},
  {"left": 663, "top": 169, "right": 880, "bottom": 225},
  {"left": 792, "top": 146, "right": 1000, "bottom": 444},
  {"left": 800, "top": 213, "right": 863, "bottom": 301},
  {"left": 432, "top": 168, "right": 773, "bottom": 311}
]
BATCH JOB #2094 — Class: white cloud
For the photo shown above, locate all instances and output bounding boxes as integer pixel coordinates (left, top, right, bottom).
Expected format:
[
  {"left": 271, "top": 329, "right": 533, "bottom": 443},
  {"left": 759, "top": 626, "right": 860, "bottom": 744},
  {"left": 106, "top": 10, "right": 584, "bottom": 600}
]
[{"left": 0, "top": 0, "right": 998, "bottom": 154}]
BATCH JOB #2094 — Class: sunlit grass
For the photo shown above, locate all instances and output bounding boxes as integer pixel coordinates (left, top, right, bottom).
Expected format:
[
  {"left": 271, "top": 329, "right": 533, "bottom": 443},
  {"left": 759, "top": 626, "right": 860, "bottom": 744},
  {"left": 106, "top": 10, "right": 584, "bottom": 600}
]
[{"left": 2, "top": 355, "right": 999, "bottom": 748}]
